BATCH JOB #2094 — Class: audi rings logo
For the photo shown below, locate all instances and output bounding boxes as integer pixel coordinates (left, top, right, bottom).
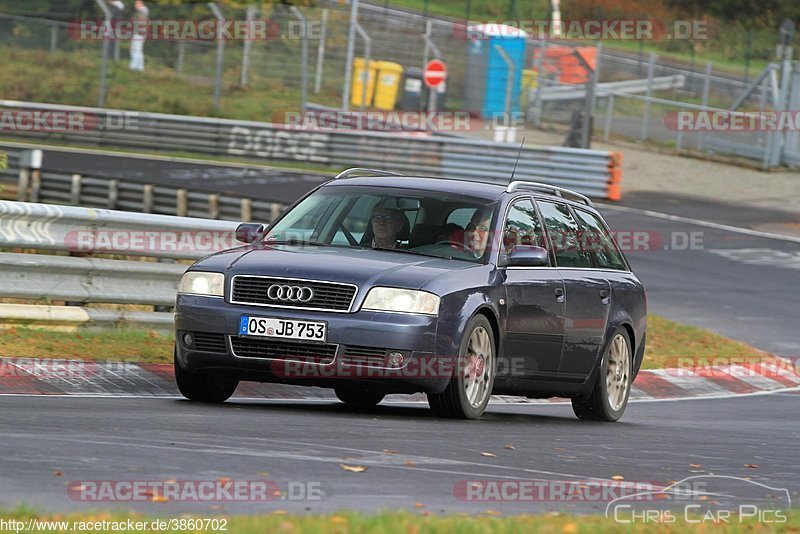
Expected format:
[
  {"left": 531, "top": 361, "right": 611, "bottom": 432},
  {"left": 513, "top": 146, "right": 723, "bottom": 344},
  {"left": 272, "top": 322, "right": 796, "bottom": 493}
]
[{"left": 267, "top": 284, "right": 315, "bottom": 303}]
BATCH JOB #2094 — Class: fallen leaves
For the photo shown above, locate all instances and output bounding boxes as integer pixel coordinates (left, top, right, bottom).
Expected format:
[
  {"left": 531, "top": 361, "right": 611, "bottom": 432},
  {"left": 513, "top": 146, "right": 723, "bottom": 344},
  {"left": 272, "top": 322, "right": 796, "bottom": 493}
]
[
  {"left": 503, "top": 444, "right": 516, "bottom": 450},
  {"left": 404, "top": 459, "right": 417, "bottom": 467},
  {"left": 611, "top": 475, "right": 625, "bottom": 481},
  {"left": 689, "top": 463, "right": 703, "bottom": 469},
  {"left": 744, "top": 464, "right": 759, "bottom": 469},
  {"left": 382, "top": 449, "right": 399, "bottom": 454},
  {"left": 339, "top": 464, "right": 368, "bottom": 473},
  {"left": 480, "top": 452, "right": 497, "bottom": 458}
]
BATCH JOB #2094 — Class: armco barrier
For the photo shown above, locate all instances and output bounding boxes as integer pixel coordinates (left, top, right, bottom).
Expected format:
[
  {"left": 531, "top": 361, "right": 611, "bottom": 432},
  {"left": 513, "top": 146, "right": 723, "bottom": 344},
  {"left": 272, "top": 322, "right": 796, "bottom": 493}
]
[
  {"left": 0, "top": 200, "right": 240, "bottom": 330},
  {"left": 0, "top": 100, "right": 623, "bottom": 200}
]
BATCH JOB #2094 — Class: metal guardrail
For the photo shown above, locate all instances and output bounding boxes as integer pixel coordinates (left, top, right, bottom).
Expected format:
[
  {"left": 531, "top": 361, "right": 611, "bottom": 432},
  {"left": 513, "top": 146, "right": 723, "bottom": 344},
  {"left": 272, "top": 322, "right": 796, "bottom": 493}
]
[
  {"left": 0, "top": 200, "right": 242, "bottom": 329},
  {"left": 0, "top": 100, "right": 622, "bottom": 199}
]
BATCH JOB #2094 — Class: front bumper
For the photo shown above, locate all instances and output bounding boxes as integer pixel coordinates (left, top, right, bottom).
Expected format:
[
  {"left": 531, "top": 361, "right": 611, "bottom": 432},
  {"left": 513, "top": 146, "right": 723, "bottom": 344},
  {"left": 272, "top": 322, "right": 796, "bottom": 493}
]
[{"left": 174, "top": 295, "right": 456, "bottom": 394}]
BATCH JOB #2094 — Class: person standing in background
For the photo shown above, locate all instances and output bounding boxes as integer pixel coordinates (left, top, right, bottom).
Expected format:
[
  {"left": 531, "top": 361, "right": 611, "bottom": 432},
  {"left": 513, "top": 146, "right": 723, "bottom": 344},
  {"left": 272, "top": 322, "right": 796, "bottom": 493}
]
[{"left": 129, "top": 0, "right": 148, "bottom": 71}]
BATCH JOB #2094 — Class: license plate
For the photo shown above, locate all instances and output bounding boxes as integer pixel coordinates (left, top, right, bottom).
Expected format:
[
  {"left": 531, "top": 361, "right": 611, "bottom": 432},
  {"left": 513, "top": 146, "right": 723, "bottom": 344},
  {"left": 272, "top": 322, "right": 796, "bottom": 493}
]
[{"left": 239, "top": 316, "right": 327, "bottom": 343}]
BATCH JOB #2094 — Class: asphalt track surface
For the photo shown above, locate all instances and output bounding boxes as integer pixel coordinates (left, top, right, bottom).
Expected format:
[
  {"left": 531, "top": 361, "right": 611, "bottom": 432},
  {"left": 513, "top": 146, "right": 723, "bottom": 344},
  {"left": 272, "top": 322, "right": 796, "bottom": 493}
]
[{"left": 1, "top": 391, "right": 798, "bottom": 515}]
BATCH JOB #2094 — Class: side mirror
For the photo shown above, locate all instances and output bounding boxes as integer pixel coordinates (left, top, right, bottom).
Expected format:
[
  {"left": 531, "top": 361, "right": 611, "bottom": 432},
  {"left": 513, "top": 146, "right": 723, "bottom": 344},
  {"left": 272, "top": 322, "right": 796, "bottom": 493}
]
[
  {"left": 235, "top": 223, "right": 265, "bottom": 244},
  {"left": 505, "top": 245, "right": 549, "bottom": 267}
]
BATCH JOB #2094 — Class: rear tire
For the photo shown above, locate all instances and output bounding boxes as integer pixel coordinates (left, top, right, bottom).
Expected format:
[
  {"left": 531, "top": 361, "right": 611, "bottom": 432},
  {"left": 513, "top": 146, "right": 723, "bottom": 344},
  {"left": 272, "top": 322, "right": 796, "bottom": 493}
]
[
  {"left": 174, "top": 351, "right": 238, "bottom": 403},
  {"left": 427, "top": 315, "right": 496, "bottom": 419},
  {"left": 571, "top": 327, "right": 632, "bottom": 422},
  {"left": 335, "top": 388, "right": 385, "bottom": 407}
]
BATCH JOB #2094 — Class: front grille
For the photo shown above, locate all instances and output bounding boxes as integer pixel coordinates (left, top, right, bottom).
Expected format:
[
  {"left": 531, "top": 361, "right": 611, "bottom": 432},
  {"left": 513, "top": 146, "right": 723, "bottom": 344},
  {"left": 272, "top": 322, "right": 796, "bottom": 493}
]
[
  {"left": 192, "top": 332, "right": 227, "bottom": 353},
  {"left": 230, "top": 337, "right": 337, "bottom": 364},
  {"left": 231, "top": 276, "right": 357, "bottom": 312},
  {"left": 342, "top": 345, "right": 387, "bottom": 366}
]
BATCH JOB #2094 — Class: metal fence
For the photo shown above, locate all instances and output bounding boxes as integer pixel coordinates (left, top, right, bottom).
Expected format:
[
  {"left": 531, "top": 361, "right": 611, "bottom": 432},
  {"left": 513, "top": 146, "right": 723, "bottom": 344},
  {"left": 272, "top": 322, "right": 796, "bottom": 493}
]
[{"left": 0, "top": 100, "right": 622, "bottom": 199}]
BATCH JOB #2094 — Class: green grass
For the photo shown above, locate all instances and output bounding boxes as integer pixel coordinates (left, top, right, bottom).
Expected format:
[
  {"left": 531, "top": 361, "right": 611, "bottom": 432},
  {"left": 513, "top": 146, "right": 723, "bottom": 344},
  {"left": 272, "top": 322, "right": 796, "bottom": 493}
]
[
  {"left": 0, "top": 507, "right": 798, "bottom": 533},
  {"left": 0, "top": 315, "right": 775, "bottom": 369}
]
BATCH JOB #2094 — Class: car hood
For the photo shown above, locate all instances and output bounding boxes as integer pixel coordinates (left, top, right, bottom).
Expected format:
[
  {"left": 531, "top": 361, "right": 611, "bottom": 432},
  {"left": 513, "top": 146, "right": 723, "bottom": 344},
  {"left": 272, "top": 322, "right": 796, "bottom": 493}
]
[{"left": 193, "top": 244, "right": 478, "bottom": 290}]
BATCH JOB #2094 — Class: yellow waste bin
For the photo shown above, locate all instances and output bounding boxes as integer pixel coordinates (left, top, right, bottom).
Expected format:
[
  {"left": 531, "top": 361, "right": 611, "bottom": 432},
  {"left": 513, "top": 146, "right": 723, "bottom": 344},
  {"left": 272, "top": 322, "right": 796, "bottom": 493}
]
[
  {"left": 372, "top": 61, "right": 404, "bottom": 110},
  {"left": 351, "top": 57, "right": 377, "bottom": 107},
  {"left": 520, "top": 69, "right": 538, "bottom": 108}
]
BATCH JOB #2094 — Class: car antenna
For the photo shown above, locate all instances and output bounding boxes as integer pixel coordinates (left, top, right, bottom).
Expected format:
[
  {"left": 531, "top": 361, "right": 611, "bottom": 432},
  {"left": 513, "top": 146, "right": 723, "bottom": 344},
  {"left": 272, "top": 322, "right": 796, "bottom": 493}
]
[{"left": 509, "top": 137, "right": 525, "bottom": 182}]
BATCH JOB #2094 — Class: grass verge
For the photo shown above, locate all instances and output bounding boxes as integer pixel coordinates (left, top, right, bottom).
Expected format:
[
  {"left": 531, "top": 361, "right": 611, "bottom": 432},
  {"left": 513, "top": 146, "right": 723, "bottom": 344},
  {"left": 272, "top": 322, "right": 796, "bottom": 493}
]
[
  {"left": 1, "top": 507, "right": 798, "bottom": 533},
  {"left": 0, "top": 315, "right": 777, "bottom": 370}
]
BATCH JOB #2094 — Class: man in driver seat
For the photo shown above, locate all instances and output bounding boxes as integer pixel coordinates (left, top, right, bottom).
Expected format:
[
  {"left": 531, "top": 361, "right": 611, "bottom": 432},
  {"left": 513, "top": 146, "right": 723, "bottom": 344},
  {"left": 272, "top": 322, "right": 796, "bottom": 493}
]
[{"left": 371, "top": 206, "right": 406, "bottom": 249}]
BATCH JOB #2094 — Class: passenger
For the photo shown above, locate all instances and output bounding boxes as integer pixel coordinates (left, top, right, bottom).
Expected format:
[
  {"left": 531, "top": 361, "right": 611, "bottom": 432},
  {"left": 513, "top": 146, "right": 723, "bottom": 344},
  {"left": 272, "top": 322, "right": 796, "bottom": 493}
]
[{"left": 370, "top": 207, "right": 405, "bottom": 249}]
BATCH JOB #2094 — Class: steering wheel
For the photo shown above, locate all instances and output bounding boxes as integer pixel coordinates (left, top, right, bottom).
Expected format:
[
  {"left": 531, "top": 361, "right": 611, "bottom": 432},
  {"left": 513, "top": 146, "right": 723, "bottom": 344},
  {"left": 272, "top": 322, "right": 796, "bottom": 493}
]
[{"left": 434, "top": 240, "right": 469, "bottom": 251}]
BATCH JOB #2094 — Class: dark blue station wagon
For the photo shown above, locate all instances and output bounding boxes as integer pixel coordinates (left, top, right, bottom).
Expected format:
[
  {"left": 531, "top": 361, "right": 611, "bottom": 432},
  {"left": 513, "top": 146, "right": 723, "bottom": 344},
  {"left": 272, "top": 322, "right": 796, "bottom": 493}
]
[{"left": 174, "top": 169, "right": 647, "bottom": 420}]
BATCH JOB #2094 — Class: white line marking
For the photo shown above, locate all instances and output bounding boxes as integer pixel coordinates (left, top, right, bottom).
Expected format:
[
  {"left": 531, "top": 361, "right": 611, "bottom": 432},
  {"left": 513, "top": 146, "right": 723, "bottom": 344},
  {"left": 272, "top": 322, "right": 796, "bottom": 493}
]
[{"left": 596, "top": 202, "right": 800, "bottom": 244}]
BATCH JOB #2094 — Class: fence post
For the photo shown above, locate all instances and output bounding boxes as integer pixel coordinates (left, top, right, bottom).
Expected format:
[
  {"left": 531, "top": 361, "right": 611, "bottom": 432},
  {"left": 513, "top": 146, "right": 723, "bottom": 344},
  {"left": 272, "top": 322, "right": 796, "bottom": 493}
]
[
  {"left": 342, "top": 0, "right": 360, "bottom": 111},
  {"left": 176, "top": 41, "right": 185, "bottom": 73},
  {"left": 240, "top": 5, "right": 256, "bottom": 86},
  {"left": 354, "top": 23, "right": 371, "bottom": 112},
  {"left": 697, "top": 62, "right": 712, "bottom": 150},
  {"left": 532, "top": 38, "right": 546, "bottom": 127},
  {"left": 50, "top": 24, "right": 58, "bottom": 54},
  {"left": 290, "top": 6, "right": 309, "bottom": 112},
  {"left": 70, "top": 174, "right": 82, "bottom": 205},
  {"left": 494, "top": 45, "right": 515, "bottom": 137},
  {"left": 639, "top": 52, "right": 655, "bottom": 141},
  {"left": 208, "top": 2, "right": 226, "bottom": 110},
  {"left": 314, "top": 9, "right": 329, "bottom": 94},
  {"left": 94, "top": 0, "right": 112, "bottom": 107}
]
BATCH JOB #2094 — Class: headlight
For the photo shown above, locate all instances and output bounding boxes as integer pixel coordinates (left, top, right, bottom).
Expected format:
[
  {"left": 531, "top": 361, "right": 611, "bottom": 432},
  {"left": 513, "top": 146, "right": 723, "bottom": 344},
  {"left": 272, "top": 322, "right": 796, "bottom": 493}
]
[
  {"left": 177, "top": 272, "right": 225, "bottom": 297},
  {"left": 362, "top": 287, "right": 440, "bottom": 315}
]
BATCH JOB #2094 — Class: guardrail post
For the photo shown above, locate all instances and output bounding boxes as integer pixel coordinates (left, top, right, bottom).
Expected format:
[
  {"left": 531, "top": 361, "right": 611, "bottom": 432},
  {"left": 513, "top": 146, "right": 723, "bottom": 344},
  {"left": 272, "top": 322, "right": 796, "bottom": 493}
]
[
  {"left": 143, "top": 185, "right": 154, "bottom": 213},
  {"left": 17, "top": 168, "right": 30, "bottom": 202},
  {"left": 241, "top": 198, "right": 252, "bottom": 222},
  {"left": 107, "top": 179, "right": 118, "bottom": 209},
  {"left": 270, "top": 202, "right": 282, "bottom": 222},
  {"left": 70, "top": 174, "right": 82, "bottom": 205},
  {"left": 176, "top": 189, "right": 188, "bottom": 217},
  {"left": 208, "top": 194, "right": 220, "bottom": 219},
  {"left": 603, "top": 94, "right": 614, "bottom": 141},
  {"left": 30, "top": 171, "right": 42, "bottom": 203}
]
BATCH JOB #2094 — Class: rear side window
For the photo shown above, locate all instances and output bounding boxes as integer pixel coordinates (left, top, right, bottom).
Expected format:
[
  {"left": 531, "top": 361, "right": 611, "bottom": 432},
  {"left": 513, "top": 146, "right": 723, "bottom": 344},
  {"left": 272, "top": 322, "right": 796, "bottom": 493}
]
[
  {"left": 536, "top": 201, "right": 592, "bottom": 268},
  {"left": 574, "top": 209, "right": 628, "bottom": 270}
]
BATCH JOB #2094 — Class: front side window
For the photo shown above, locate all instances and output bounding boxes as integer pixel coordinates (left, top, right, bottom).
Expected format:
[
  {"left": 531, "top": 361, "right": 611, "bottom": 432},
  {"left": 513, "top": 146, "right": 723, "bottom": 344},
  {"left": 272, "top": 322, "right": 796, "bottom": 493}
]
[
  {"left": 502, "top": 199, "right": 547, "bottom": 256},
  {"left": 263, "top": 186, "right": 496, "bottom": 263},
  {"left": 536, "top": 201, "right": 592, "bottom": 268},
  {"left": 573, "top": 209, "right": 628, "bottom": 270}
]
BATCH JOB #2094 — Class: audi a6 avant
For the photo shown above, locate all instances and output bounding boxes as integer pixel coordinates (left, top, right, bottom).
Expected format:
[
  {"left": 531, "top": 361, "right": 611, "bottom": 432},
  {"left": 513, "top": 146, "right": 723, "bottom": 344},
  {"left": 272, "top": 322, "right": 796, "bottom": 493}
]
[{"left": 174, "top": 169, "right": 646, "bottom": 420}]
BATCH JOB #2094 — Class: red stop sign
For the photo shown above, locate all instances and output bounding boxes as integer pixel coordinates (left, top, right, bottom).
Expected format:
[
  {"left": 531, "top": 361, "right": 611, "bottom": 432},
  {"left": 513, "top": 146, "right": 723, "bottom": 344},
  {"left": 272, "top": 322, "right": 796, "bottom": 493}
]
[{"left": 423, "top": 59, "right": 447, "bottom": 88}]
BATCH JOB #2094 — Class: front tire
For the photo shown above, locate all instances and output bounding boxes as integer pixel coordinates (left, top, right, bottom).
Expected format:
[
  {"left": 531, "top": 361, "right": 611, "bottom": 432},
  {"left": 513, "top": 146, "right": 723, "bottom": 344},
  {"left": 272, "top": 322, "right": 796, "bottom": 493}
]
[
  {"left": 571, "top": 327, "right": 632, "bottom": 422},
  {"left": 174, "top": 351, "right": 238, "bottom": 403},
  {"left": 427, "top": 315, "right": 496, "bottom": 419},
  {"left": 335, "top": 388, "right": 385, "bottom": 407}
]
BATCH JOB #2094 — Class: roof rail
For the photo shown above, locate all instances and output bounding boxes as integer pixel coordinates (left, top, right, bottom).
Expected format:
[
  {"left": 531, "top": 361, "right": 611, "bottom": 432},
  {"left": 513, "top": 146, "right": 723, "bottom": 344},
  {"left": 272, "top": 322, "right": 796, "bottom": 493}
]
[
  {"left": 506, "top": 180, "right": 594, "bottom": 207},
  {"left": 333, "top": 168, "right": 404, "bottom": 180}
]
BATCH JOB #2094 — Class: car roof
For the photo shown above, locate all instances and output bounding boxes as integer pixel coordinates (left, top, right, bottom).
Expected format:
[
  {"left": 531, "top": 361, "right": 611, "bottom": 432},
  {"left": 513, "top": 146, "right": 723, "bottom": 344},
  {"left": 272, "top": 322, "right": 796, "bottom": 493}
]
[
  {"left": 324, "top": 176, "right": 507, "bottom": 200},
  {"left": 324, "top": 175, "right": 598, "bottom": 211}
]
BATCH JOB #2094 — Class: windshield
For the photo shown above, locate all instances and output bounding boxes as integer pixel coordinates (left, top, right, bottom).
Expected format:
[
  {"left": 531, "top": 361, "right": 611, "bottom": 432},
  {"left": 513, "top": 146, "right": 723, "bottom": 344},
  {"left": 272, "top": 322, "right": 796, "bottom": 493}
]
[{"left": 263, "top": 186, "right": 497, "bottom": 263}]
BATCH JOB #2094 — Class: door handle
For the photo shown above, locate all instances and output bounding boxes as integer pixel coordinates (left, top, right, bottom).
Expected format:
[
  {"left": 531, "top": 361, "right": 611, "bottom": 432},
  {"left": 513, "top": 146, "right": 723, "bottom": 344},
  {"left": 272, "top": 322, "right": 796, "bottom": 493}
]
[{"left": 554, "top": 288, "right": 565, "bottom": 302}]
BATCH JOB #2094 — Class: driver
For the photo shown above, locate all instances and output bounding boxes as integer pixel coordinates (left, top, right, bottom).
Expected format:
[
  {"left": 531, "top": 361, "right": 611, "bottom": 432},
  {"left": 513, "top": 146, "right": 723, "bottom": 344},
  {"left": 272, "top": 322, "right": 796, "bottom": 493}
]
[
  {"left": 371, "top": 207, "right": 405, "bottom": 249},
  {"left": 464, "top": 209, "right": 492, "bottom": 258}
]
